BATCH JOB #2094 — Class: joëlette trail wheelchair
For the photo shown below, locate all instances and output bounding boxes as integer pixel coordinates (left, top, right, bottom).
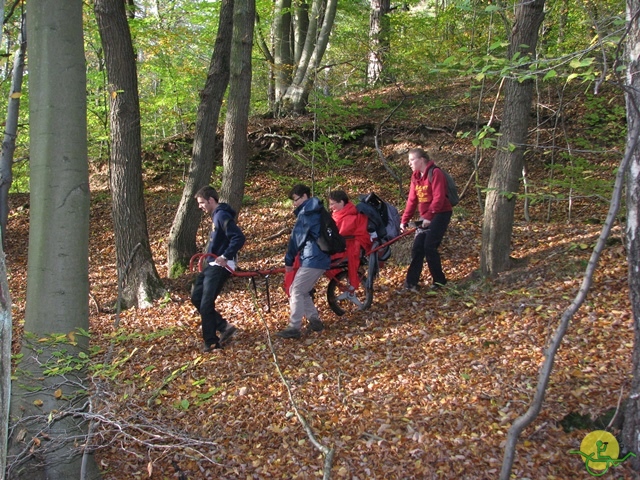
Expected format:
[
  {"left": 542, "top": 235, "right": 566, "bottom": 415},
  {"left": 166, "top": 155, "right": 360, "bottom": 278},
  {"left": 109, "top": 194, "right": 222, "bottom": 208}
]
[{"left": 190, "top": 227, "right": 415, "bottom": 317}]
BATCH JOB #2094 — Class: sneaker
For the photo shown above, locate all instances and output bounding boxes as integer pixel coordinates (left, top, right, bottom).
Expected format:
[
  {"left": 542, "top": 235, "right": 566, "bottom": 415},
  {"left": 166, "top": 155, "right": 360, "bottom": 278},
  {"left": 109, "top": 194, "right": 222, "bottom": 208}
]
[
  {"left": 403, "top": 282, "right": 419, "bottom": 293},
  {"left": 219, "top": 324, "right": 237, "bottom": 344},
  {"left": 308, "top": 317, "right": 325, "bottom": 332},
  {"left": 275, "top": 326, "right": 301, "bottom": 339},
  {"left": 202, "top": 342, "right": 221, "bottom": 353}
]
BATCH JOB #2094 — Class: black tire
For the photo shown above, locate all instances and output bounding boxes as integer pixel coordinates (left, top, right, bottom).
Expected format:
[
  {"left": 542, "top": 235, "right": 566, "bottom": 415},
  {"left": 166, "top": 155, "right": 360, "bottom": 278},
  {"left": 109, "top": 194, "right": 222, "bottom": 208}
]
[{"left": 326, "top": 270, "right": 373, "bottom": 316}]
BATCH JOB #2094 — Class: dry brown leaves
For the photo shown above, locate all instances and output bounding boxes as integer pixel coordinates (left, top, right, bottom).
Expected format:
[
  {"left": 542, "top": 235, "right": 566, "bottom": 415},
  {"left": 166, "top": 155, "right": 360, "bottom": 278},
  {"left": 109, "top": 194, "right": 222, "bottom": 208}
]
[{"left": 4, "top": 166, "right": 636, "bottom": 479}]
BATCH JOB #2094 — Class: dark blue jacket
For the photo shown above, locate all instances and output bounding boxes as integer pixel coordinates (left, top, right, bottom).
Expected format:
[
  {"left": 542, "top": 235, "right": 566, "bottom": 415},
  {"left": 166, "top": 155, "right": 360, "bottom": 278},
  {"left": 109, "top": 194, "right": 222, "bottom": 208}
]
[
  {"left": 285, "top": 197, "right": 331, "bottom": 269},
  {"left": 207, "top": 203, "right": 245, "bottom": 260}
]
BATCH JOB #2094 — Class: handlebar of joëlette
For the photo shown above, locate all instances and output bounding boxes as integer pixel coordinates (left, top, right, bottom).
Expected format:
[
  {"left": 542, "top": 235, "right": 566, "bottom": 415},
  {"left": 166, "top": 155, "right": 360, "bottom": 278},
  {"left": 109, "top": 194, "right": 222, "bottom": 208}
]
[{"left": 189, "top": 228, "right": 418, "bottom": 276}]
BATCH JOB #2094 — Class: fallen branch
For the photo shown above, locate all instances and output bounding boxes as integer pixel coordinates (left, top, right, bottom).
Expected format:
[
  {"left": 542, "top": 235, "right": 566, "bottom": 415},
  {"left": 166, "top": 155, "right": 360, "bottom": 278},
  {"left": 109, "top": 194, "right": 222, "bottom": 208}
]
[{"left": 265, "top": 227, "right": 289, "bottom": 241}]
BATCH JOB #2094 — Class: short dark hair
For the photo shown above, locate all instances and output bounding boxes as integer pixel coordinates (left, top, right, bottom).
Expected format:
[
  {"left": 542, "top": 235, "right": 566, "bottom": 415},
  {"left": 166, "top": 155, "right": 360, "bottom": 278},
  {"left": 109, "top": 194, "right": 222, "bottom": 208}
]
[
  {"left": 329, "top": 190, "right": 349, "bottom": 204},
  {"left": 289, "top": 184, "right": 311, "bottom": 200},
  {"left": 195, "top": 185, "right": 219, "bottom": 202},
  {"left": 408, "top": 147, "right": 429, "bottom": 161}
]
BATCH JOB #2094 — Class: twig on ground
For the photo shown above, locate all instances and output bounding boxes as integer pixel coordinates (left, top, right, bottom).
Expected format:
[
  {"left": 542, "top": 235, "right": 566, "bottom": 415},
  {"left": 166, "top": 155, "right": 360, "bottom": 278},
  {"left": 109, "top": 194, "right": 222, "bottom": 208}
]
[
  {"left": 249, "top": 287, "right": 336, "bottom": 480},
  {"left": 265, "top": 227, "right": 289, "bottom": 241}
]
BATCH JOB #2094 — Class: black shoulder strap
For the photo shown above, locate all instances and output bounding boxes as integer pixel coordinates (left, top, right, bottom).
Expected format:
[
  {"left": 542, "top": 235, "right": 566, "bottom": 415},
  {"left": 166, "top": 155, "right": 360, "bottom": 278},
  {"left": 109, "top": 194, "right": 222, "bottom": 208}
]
[{"left": 427, "top": 164, "right": 437, "bottom": 182}]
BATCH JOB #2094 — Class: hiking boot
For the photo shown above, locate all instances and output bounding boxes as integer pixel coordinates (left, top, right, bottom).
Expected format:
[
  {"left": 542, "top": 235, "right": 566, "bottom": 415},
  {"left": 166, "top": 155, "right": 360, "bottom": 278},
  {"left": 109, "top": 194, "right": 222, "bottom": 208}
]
[
  {"left": 308, "top": 317, "right": 325, "bottom": 332},
  {"left": 275, "top": 326, "right": 301, "bottom": 339},
  {"left": 219, "top": 324, "right": 237, "bottom": 344},
  {"left": 202, "top": 342, "right": 222, "bottom": 353}
]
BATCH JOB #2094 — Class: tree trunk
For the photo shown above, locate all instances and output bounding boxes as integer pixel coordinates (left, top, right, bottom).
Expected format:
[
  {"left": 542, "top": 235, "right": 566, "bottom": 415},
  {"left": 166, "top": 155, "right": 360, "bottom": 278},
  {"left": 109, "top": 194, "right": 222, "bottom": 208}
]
[
  {"left": 273, "top": 0, "right": 293, "bottom": 103},
  {"left": 480, "top": 0, "right": 545, "bottom": 277},
  {"left": 166, "top": 0, "right": 234, "bottom": 276},
  {"left": 0, "top": 16, "right": 25, "bottom": 247},
  {"left": 94, "top": 0, "right": 164, "bottom": 308},
  {"left": 0, "top": 7, "right": 9, "bottom": 479},
  {"left": 293, "top": 2, "right": 309, "bottom": 64},
  {"left": 220, "top": 0, "right": 255, "bottom": 213},
  {"left": 367, "top": 0, "right": 391, "bottom": 86},
  {"left": 6, "top": 2, "right": 99, "bottom": 478},
  {"left": 622, "top": 1, "right": 640, "bottom": 469},
  {"left": 269, "top": 0, "right": 337, "bottom": 115}
]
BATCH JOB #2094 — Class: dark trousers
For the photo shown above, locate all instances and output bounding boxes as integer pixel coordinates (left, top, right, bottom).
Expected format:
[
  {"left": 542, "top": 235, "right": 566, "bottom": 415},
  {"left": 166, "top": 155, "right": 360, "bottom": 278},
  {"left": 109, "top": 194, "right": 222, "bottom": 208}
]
[
  {"left": 406, "top": 211, "right": 452, "bottom": 287},
  {"left": 191, "top": 265, "right": 231, "bottom": 347}
]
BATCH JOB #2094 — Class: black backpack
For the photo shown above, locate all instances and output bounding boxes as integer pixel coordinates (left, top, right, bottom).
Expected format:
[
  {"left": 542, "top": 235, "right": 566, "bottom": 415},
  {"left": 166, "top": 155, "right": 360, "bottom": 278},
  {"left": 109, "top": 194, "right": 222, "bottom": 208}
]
[
  {"left": 315, "top": 205, "right": 346, "bottom": 255},
  {"left": 357, "top": 192, "right": 401, "bottom": 261},
  {"left": 427, "top": 165, "right": 460, "bottom": 206},
  {"left": 358, "top": 192, "right": 401, "bottom": 241}
]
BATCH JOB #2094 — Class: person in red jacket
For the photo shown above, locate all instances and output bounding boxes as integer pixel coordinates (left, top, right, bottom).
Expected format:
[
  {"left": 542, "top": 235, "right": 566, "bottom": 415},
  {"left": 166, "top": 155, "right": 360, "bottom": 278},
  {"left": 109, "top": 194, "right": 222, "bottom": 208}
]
[
  {"left": 400, "top": 148, "right": 453, "bottom": 291},
  {"left": 328, "top": 190, "right": 372, "bottom": 289}
]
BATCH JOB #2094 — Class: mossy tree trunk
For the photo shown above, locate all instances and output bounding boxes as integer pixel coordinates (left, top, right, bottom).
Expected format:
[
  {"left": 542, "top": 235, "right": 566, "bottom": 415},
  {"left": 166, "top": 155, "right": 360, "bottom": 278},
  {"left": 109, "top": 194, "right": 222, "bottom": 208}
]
[{"left": 6, "top": 2, "right": 99, "bottom": 478}]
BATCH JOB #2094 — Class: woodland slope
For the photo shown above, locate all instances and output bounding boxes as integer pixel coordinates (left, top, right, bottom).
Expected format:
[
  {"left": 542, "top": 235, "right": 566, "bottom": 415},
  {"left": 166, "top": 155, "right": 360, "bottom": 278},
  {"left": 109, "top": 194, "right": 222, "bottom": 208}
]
[{"left": 5, "top": 83, "right": 635, "bottom": 479}]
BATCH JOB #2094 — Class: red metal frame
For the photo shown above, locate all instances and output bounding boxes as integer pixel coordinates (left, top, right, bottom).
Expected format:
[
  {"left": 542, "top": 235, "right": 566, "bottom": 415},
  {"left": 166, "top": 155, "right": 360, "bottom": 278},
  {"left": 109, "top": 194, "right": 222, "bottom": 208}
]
[{"left": 188, "top": 228, "right": 416, "bottom": 308}]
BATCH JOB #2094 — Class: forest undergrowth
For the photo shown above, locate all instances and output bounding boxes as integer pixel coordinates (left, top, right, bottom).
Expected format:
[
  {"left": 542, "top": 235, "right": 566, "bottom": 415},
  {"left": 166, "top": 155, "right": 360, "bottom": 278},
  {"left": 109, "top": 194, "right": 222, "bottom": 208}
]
[{"left": 4, "top": 83, "right": 636, "bottom": 479}]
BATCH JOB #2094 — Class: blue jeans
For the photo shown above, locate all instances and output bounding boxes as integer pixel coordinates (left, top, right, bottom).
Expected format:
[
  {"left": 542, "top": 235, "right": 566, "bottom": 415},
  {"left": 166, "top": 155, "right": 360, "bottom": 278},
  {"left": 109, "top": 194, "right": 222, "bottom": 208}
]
[
  {"left": 406, "top": 211, "right": 452, "bottom": 287},
  {"left": 191, "top": 265, "right": 231, "bottom": 346}
]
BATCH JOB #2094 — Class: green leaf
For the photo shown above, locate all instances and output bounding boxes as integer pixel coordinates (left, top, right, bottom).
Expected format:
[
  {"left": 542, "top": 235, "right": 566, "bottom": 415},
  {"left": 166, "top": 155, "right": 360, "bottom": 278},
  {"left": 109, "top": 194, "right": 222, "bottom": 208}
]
[{"left": 569, "top": 57, "right": 595, "bottom": 69}]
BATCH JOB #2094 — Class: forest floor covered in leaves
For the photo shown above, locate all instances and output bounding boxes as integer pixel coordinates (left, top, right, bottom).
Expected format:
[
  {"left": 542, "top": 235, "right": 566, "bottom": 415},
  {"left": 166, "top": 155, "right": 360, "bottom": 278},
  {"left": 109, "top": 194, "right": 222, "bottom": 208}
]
[{"left": 5, "top": 83, "right": 637, "bottom": 479}]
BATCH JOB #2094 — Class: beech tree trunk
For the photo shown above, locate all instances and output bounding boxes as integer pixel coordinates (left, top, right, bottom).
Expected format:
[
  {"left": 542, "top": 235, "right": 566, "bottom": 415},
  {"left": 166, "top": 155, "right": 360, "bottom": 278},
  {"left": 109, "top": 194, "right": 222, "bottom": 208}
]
[
  {"left": 220, "top": 0, "right": 255, "bottom": 213},
  {"left": 269, "top": 0, "right": 338, "bottom": 115},
  {"left": 94, "top": 0, "right": 164, "bottom": 308},
  {"left": 480, "top": 0, "right": 546, "bottom": 277},
  {"left": 273, "top": 0, "right": 293, "bottom": 103},
  {"left": 167, "top": 0, "right": 234, "bottom": 276},
  {"left": 6, "top": 2, "right": 99, "bottom": 477},
  {"left": 0, "top": 5, "right": 9, "bottom": 478},
  {"left": 367, "top": 0, "right": 391, "bottom": 86},
  {"left": 622, "top": 1, "right": 640, "bottom": 469}
]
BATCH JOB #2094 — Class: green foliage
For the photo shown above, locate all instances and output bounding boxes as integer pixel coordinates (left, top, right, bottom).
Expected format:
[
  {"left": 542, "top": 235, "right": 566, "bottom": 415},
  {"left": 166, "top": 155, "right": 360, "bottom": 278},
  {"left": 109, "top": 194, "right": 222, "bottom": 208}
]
[
  {"left": 577, "top": 93, "right": 627, "bottom": 146},
  {"left": 286, "top": 92, "right": 364, "bottom": 174},
  {"left": 457, "top": 124, "right": 500, "bottom": 150},
  {"left": 545, "top": 155, "right": 615, "bottom": 201},
  {"left": 10, "top": 160, "right": 29, "bottom": 193},
  {"left": 169, "top": 261, "right": 188, "bottom": 279},
  {"left": 42, "top": 349, "right": 90, "bottom": 377}
]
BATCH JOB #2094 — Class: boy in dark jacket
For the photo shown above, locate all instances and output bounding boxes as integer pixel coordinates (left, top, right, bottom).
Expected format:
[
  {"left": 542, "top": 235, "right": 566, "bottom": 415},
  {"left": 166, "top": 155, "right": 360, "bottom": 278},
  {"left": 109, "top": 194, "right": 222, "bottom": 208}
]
[
  {"left": 400, "top": 148, "right": 453, "bottom": 291},
  {"left": 191, "top": 186, "right": 246, "bottom": 351},
  {"left": 276, "top": 184, "right": 331, "bottom": 339}
]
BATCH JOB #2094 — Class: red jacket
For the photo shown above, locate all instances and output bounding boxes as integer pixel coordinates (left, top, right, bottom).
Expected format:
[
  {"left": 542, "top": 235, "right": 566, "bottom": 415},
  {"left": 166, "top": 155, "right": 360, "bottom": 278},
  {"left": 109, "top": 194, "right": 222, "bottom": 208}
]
[
  {"left": 401, "top": 160, "right": 452, "bottom": 223},
  {"left": 332, "top": 202, "right": 372, "bottom": 288},
  {"left": 284, "top": 203, "right": 373, "bottom": 295}
]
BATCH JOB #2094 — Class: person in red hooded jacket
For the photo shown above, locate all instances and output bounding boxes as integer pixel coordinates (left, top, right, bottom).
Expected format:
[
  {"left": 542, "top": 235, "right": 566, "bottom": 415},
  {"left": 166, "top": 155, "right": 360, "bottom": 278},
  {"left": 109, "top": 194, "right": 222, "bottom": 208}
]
[
  {"left": 328, "top": 190, "right": 372, "bottom": 289},
  {"left": 400, "top": 148, "right": 453, "bottom": 291}
]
